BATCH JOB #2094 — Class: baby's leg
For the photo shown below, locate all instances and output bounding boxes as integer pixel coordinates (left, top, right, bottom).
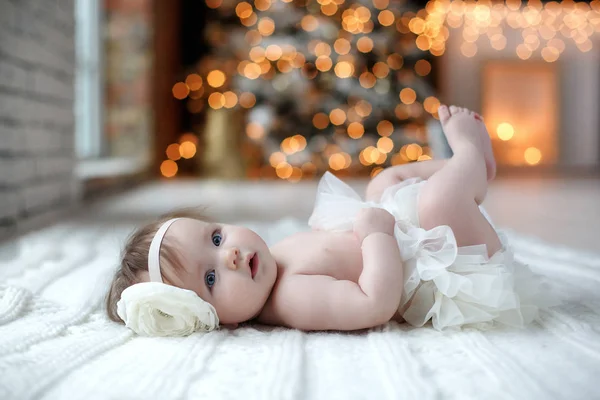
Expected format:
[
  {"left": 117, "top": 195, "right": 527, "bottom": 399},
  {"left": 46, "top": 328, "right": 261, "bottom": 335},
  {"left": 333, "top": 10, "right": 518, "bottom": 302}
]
[
  {"left": 418, "top": 105, "right": 502, "bottom": 256},
  {"left": 365, "top": 159, "right": 447, "bottom": 202},
  {"left": 366, "top": 109, "right": 495, "bottom": 202}
]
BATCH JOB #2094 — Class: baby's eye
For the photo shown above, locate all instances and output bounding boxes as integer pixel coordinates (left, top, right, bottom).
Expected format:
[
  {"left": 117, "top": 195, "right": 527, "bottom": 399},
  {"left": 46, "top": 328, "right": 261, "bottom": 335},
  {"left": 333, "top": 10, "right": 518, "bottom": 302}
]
[
  {"left": 212, "top": 231, "right": 222, "bottom": 247},
  {"left": 205, "top": 270, "right": 216, "bottom": 288}
]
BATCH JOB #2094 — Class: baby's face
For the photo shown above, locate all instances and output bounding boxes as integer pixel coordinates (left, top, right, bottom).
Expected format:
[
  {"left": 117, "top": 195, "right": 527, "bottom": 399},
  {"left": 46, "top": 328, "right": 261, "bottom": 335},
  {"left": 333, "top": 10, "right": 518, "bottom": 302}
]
[{"left": 165, "top": 218, "right": 277, "bottom": 325}]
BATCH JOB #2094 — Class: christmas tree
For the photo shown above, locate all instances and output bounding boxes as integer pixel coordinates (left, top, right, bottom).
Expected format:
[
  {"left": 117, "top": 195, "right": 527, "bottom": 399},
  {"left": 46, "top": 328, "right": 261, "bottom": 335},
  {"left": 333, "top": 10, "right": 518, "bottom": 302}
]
[{"left": 172, "top": 0, "right": 441, "bottom": 180}]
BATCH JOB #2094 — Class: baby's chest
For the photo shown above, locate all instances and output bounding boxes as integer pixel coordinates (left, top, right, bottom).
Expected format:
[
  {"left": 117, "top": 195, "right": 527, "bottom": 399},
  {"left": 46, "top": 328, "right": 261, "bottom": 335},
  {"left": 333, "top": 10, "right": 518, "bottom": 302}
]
[{"left": 272, "top": 231, "right": 363, "bottom": 281}]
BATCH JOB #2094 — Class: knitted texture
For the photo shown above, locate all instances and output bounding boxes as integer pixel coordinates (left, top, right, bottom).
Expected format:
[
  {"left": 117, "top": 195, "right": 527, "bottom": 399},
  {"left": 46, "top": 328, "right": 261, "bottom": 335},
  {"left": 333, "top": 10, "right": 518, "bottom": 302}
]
[{"left": 0, "top": 219, "right": 599, "bottom": 400}]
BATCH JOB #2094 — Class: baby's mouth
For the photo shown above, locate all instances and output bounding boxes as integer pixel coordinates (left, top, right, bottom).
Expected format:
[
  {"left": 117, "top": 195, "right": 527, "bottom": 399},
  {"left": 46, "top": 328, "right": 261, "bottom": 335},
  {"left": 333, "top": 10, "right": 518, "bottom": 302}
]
[{"left": 249, "top": 253, "right": 258, "bottom": 279}]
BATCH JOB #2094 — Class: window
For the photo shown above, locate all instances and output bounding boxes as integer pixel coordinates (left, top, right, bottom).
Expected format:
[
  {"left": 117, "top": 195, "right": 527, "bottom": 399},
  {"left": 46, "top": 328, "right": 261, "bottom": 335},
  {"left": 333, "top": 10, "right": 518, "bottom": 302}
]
[{"left": 74, "top": 0, "right": 103, "bottom": 160}]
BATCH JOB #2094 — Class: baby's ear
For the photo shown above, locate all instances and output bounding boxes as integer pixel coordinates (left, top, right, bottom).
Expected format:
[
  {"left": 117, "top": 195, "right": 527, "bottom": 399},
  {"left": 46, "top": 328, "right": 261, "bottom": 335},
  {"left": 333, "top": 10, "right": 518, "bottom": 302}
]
[{"left": 221, "top": 323, "right": 238, "bottom": 329}]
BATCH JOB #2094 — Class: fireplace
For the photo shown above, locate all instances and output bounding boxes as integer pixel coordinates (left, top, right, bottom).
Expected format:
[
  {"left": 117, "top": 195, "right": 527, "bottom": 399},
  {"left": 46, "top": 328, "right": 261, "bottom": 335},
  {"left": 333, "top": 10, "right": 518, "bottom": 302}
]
[
  {"left": 440, "top": 27, "right": 600, "bottom": 171},
  {"left": 482, "top": 61, "right": 558, "bottom": 167}
]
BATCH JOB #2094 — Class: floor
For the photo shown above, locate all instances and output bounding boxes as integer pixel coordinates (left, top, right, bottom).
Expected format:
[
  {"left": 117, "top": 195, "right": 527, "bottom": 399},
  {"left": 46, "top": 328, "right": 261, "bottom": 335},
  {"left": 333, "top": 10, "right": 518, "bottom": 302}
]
[
  {"left": 90, "top": 175, "right": 600, "bottom": 255},
  {"left": 1, "top": 174, "right": 599, "bottom": 400}
]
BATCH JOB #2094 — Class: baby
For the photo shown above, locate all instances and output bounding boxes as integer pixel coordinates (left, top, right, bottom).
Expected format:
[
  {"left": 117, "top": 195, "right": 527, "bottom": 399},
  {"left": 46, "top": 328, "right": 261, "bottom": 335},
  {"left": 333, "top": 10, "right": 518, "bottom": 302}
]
[{"left": 107, "top": 105, "right": 550, "bottom": 336}]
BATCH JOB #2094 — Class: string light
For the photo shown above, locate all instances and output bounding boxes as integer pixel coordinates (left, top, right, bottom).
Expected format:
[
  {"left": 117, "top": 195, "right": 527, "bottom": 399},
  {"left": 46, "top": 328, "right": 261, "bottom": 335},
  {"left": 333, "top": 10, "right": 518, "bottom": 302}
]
[{"left": 417, "top": 0, "right": 600, "bottom": 61}]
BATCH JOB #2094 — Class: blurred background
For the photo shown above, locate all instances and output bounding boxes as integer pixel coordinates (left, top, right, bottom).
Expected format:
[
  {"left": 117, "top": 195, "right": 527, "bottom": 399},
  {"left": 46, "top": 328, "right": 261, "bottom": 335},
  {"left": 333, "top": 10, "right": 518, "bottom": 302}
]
[{"left": 0, "top": 0, "right": 599, "bottom": 251}]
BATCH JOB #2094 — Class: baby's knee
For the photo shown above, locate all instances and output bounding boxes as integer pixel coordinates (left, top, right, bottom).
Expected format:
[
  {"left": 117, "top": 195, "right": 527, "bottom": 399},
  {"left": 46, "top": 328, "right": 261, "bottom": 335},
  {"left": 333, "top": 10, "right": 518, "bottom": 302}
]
[
  {"left": 365, "top": 169, "right": 400, "bottom": 202},
  {"left": 417, "top": 190, "right": 464, "bottom": 230}
]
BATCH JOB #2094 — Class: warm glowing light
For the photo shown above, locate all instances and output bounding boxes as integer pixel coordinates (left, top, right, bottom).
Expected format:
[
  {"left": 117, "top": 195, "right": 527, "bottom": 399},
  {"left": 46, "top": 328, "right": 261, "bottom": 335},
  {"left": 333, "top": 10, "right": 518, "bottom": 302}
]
[
  {"left": 516, "top": 44, "right": 532, "bottom": 60},
  {"left": 269, "top": 152, "right": 286, "bottom": 167},
  {"left": 414, "top": 59, "right": 431, "bottom": 76},
  {"left": 208, "top": 93, "right": 226, "bottom": 109},
  {"left": 362, "top": 146, "right": 380, "bottom": 164},
  {"left": 276, "top": 162, "right": 293, "bottom": 179},
  {"left": 347, "top": 122, "right": 365, "bottom": 139},
  {"left": 524, "top": 147, "right": 542, "bottom": 165},
  {"left": 248, "top": 46, "right": 265, "bottom": 63},
  {"left": 395, "top": 104, "right": 410, "bottom": 120},
  {"left": 359, "top": 147, "right": 371, "bottom": 166},
  {"left": 246, "top": 122, "right": 265, "bottom": 140},
  {"left": 334, "top": 61, "right": 354, "bottom": 78},
  {"left": 207, "top": 70, "right": 226, "bottom": 88},
  {"left": 258, "top": 18, "right": 275, "bottom": 36},
  {"left": 373, "top": 149, "right": 387, "bottom": 164},
  {"left": 277, "top": 59, "right": 293, "bottom": 73},
  {"left": 179, "top": 141, "right": 197, "bottom": 159},
  {"left": 329, "top": 153, "right": 347, "bottom": 170},
  {"left": 460, "top": 42, "right": 477, "bottom": 57},
  {"left": 185, "top": 74, "right": 203, "bottom": 91},
  {"left": 243, "top": 63, "right": 262, "bottom": 79},
  {"left": 223, "top": 91, "right": 238, "bottom": 108},
  {"left": 373, "top": 62, "right": 390, "bottom": 78},
  {"left": 172, "top": 82, "right": 189, "bottom": 100},
  {"left": 355, "top": 100, "right": 372, "bottom": 117},
  {"left": 160, "top": 160, "right": 178, "bottom": 178},
  {"left": 313, "top": 113, "right": 330, "bottom": 129},
  {"left": 357, "top": 37, "right": 374, "bottom": 53},
  {"left": 329, "top": 108, "right": 346, "bottom": 125},
  {"left": 255, "top": 0, "right": 271, "bottom": 12},
  {"left": 166, "top": 143, "right": 181, "bottom": 161},
  {"left": 291, "top": 52, "right": 306, "bottom": 68},
  {"left": 391, "top": 153, "right": 405, "bottom": 165},
  {"left": 371, "top": 167, "right": 384, "bottom": 178},
  {"left": 378, "top": 10, "right": 395, "bottom": 26},
  {"left": 281, "top": 135, "right": 306, "bottom": 155},
  {"left": 241, "top": 13, "right": 257, "bottom": 27},
  {"left": 496, "top": 123, "right": 515, "bottom": 141},
  {"left": 239, "top": 92, "right": 256, "bottom": 108},
  {"left": 377, "top": 120, "right": 393, "bottom": 137},
  {"left": 245, "top": 30, "right": 262, "bottom": 45},
  {"left": 288, "top": 167, "right": 303, "bottom": 182},
  {"left": 405, "top": 143, "right": 423, "bottom": 161},
  {"left": 316, "top": 56, "right": 333, "bottom": 72},
  {"left": 541, "top": 46, "right": 560, "bottom": 62},
  {"left": 314, "top": 42, "right": 332, "bottom": 57},
  {"left": 301, "top": 15, "right": 319, "bottom": 31},
  {"left": 399, "top": 88, "right": 417, "bottom": 105},
  {"left": 423, "top": 96, "right": 440, "bottom": 114},
  {"left": 359, "top": 72, "right": 376, "bottom": 88},
  {"left": 377, "top": 137, "right": 394, "bottom": 153},
  {"left": 387, "top": 54, "right": 403, "bottom": 70},
  {"left": 321, "top": 3, "right": 338, "bottom": 16},
  {"left": 265, "top": 45, "right": 283, "bottom": 61},
  {"left": 291, "top": 135, "right": 307, "bottom": 152},
  {"left": 205, "top": 0, "right": 222, "bottom": 9},
  {"left": 334, "top": 38, "right": 351, "bottom": 55},
  {"left": 235, "top": 2, "right": 253, "bottom": 19},
  {"left": 259, "top": 60, "right": 272, "bottom": 74},
  {"left": 372, "top": 0, "right": 389, "bottom": 10}
]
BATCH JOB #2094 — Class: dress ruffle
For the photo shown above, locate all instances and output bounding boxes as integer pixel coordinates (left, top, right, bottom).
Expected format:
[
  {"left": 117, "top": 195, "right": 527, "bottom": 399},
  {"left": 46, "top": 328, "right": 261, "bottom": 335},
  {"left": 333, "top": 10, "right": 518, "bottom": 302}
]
[{"left": 308, "top": 172, "right": 553, "bottom": 330}]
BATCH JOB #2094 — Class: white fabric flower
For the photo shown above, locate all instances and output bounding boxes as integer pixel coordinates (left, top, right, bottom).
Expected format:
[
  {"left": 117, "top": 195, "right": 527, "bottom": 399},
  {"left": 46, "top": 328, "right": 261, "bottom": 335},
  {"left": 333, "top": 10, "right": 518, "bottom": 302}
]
[{"left": 117, "top": 282, "right": 219, "bottom": 336}]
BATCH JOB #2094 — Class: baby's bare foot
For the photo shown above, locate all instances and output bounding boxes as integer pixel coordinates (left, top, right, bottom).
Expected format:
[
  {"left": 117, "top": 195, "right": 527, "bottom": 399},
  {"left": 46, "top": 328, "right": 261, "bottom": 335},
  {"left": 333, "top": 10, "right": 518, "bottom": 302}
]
[{"left": 438, "top": 105, "right": 496, "bottom": 180}]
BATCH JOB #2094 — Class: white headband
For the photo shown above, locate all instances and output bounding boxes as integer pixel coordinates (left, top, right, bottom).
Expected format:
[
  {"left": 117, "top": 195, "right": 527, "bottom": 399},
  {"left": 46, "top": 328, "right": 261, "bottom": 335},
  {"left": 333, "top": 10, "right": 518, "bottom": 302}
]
[
  {"left": 148, "top": 218, "right": 181, "bottom": 283},
  {"left": 116, "top": 217, "right": 220, "bottom": 336}
]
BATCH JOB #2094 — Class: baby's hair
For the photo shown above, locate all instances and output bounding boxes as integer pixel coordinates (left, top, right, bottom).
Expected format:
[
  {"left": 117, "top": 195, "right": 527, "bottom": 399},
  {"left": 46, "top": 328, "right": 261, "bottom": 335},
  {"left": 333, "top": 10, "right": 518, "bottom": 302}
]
[{"left": 105, "top": 208, "right": 210, "bottom": 323}]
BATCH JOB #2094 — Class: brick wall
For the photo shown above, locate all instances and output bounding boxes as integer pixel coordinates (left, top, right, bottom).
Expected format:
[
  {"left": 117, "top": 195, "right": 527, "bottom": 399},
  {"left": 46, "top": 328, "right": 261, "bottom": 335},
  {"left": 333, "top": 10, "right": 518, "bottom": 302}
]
[{"left": 0, "top": 0, "right": 79, "bottom": 240}]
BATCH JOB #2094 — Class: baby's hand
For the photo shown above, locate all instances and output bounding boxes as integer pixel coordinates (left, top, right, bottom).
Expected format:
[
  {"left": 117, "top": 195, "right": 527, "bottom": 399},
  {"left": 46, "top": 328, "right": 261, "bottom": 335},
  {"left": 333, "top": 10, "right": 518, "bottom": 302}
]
[{"left": 353, "top": 208, "right": 395, "bottom": 243}]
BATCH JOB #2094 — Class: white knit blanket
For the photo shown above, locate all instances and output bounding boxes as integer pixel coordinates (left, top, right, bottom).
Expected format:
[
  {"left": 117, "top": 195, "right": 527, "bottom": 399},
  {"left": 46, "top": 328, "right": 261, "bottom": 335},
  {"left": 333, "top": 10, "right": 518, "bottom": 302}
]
[{"left": 1, "top": 218, "right": 599, "bottom": 400}]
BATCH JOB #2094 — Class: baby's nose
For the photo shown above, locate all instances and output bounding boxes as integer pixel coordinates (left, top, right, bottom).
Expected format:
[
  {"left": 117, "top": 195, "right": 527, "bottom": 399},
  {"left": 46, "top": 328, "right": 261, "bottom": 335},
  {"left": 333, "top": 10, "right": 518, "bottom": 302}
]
[{"left": 225, "top": 248, "right": 239, "bottom": 270}]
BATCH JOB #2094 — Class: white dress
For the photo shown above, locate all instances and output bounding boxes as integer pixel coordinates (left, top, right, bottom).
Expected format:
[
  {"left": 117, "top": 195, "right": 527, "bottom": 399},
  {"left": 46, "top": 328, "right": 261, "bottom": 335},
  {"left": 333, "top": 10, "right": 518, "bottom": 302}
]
[{"left": 308, "top": 172, "right": 553, "bottom": 331}]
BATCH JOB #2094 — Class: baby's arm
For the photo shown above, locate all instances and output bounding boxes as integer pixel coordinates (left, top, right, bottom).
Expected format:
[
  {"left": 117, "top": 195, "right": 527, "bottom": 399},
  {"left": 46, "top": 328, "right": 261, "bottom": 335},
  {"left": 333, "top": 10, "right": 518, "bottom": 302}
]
[{"left": 266, "top": 209, "right": 403, "bottom": 331}]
